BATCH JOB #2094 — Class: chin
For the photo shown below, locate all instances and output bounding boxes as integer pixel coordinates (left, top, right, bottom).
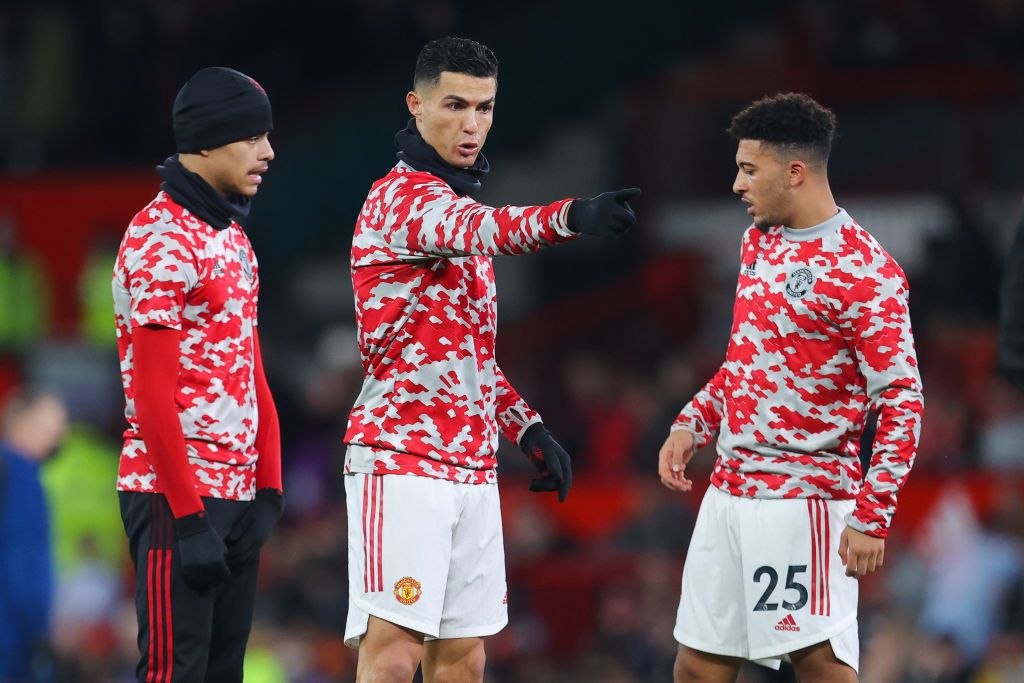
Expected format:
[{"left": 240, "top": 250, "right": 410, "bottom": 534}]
[{"left": 446, "top": 152, "right": 477, "bottom": 168}]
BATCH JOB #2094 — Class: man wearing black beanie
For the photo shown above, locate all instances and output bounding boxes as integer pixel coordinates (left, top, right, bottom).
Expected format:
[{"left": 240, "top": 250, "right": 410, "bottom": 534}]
[{"left": 112, "top": 66, "right": 283, "bottom": 682}]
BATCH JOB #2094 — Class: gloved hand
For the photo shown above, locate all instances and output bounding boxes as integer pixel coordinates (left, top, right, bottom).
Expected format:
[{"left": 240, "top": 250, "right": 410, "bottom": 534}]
[
  {"left": 224, "top": 488, "right": 284, "bottom": 572},
  {"left": 520, "top": 423, "right": 572, "bottom": 502},
  {"left": 174, "top": 510, "right": 231, "bottom": 590},
  {"left": 567, "top": 188, "right": 641, "bottom": 237}
]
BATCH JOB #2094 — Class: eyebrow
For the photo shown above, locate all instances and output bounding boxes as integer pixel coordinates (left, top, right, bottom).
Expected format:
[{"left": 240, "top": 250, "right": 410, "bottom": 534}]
[
  {"left": 737, "top": 160, "right": 756, "bottom": 169},
  {"left": 441, "top": 95, "right": 495, "bottom": 107}
]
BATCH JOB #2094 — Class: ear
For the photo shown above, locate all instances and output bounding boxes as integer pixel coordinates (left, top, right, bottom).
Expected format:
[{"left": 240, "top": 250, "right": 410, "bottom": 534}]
[
  {"left": 406, "top": 90, "right": 422, "bottom": 120},
  {"left": 788, "top": 160, "right": 808, "bottom": 189}
]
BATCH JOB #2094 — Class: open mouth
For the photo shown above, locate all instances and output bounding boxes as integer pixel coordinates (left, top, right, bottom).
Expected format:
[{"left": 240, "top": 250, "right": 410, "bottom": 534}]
[
  {"left": 457, "top": 142, "right": 479, "bottom": 157},
  {"left": 247, "top": 166, "right": 268, "bottom": 185}
]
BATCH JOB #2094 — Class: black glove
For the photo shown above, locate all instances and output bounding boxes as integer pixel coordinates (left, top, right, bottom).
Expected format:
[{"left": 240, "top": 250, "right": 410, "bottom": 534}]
[
  {"left": 174, "top": 510, "right": 231, "bottom": 590},
  {"left": 520, "top": 423, "right": 572, "bottom": 502},
  {"left": 566, "top": 187, "right": 641, "bottom": 237},
  {"left": 224, "top": 488, "right": 284, "bottom": 572}
]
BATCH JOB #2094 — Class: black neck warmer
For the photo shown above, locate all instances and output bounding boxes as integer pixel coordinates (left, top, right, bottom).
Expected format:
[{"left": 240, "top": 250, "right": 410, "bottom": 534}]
[
  {"left": 394, "top": 119, "right": 490, "bottom": 197},
  {"left": 156, "top": 155, "right": 251, "bottom": 230}
]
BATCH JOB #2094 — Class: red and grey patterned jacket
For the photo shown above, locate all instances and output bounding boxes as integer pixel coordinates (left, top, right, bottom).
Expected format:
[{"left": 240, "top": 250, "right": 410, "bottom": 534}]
[
  {"left": 344, "top": 162, "right": 576, "bottom": 484},
  {"left": 674, "top": 209, "right": 924, "bottom": 538},
  {"left": 113, "top": 191, "right": 260, "bottom": 501}
]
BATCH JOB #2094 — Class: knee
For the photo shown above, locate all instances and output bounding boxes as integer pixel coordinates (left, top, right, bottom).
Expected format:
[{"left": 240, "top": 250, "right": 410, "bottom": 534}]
[
  {"left": 673, "top": 652, "right": 698, "bottom": 683},
  {"left": 795, "top": 661, "right": 857, "bottom": 683},
  {"left": 428, "top": 646, "right": 486, "bottom": 683},
  {"left": 357, "top": 655, "right": 419, "bottom": 683}
]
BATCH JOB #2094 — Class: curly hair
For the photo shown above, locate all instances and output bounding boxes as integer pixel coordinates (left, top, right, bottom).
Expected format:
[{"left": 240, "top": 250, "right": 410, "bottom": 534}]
[
  {"left": 414, "top": 37, "right": 498, "bottom": 89},
  {"left": 728, "top": 93, "right": 836, "bottom": 165}
]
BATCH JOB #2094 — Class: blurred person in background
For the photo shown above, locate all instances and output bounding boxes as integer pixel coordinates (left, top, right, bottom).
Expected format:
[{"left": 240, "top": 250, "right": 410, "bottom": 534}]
[
  {"left": 659, "top": 93, "right": 923, "bottom": 682},
  {"left": 343, "top": 36, "right": 640, "bottom": 682},
  {"left": 112, "top": 67, "right": 283, "bottom": 682},
  {"left": 0, "top": 388, "right": 68, "bottom": 682},
  {"left": 999, "top": 208, "right": 1024, "bottom": 391},
  {"left": 0, "top": 217, "right": 50, "bottom": 351}
]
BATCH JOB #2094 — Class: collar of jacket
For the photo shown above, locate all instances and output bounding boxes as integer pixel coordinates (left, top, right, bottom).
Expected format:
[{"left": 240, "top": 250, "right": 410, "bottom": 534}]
[
  {"left": 394, "top": 118, "right": 490, "bottom": 197},
  {"left": 156, "top": 154, "right": 251, "bottom": 230}
]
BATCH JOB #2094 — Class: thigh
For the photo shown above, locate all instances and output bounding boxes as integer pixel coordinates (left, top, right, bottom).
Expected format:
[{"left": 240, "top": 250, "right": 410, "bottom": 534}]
[
  {"left": 436, "top": 483, "right": 507, "bottom": 640},
  {"left": 356, "top": 615, "right": 424, "bottom": 683},
  {"left": 344, "top": 473, "right": 457, "bottom": 647},
  {"left": 674, "top": 487, "right": 749, "bottom": 659},
  {"left": 674, "top": 645, "right": 742, "bottom": 683},
  {"left": 790, "top": 636, "right": 858, "bottom": 682},
  {"left": 120, "top": 492, "right": 216, "bottom": 683},
  {"left": 739, "top": 497, "right": 859, "bottom": 665}
]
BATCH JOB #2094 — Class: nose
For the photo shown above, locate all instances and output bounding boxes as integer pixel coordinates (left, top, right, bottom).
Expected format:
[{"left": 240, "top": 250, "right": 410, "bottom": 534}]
[
  {"left": 732, "top": 169, "right": 746, "bottom": 196},
  {"left": 261, "top": 136, "right": 275, "bottom": 162},
  {"left": 463, "top": 110, "right": 479, "bottom": 134}
]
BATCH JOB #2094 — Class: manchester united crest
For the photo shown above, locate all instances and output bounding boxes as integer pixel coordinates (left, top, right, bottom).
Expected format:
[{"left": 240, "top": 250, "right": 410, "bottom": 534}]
[
  {"left": 238, "top": 248, "right": 253, "bottom": 281},
  {"left": 785, "top": 267, "right": 814, "bottom": 298},
  {"left": 394, "top": 577, "right": 422, "bottom": 605}
]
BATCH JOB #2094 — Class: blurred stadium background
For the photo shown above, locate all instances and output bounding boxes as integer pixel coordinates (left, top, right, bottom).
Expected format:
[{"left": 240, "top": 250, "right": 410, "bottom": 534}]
[{"left": 1, "top": 1, "right": 1023, "bottom": 681}]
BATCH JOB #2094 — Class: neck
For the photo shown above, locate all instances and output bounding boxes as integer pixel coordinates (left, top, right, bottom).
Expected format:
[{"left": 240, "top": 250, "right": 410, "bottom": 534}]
[
  {"left": 157, "top": 154, "right": 251, "bottom": 230},
  {"left": 786, "top": 184, "right": 838, "bottom": 229},
  {"left": 394, "top": 118, "right": 489, "bottom": 197},
  {"left": 178, "top": 154, "right": 228, "bottom": 197}
]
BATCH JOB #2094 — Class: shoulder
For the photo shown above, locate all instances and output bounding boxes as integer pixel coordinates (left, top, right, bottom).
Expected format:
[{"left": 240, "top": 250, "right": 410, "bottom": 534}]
[
  {"left": 118, "top": 193, "right": 202, "bottom": 277},
  {"left": 838, "top": 220, "right": 907, "bottom": 283},
  {"left": 378, "top": 163, "right": 456, "bottom": 203},
  {"left": 125, "top": 192, "right": 202, "bottom": 249},
  {"left": 742, "top": 224, "right": 774, "bottom": 246}
]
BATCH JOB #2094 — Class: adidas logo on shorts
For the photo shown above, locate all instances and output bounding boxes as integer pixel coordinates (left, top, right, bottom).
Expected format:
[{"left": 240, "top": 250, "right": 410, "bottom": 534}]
[{"left": 775, "top": 614, "right": 800, "bottom": 632}]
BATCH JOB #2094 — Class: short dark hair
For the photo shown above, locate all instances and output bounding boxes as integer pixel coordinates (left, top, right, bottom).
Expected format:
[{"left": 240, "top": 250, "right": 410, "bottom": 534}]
[
  {"left": 413, "top": 36, "right": 498, "bottom": 90},
  {"left": 728, "top": 93, "right": 837, "bottom": 166}
]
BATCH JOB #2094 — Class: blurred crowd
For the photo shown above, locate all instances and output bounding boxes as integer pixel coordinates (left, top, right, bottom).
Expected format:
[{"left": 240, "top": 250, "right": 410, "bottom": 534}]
[
  {"left": 4, "top": 199, "right": 1024, "bottom": 683},
  {"left": 1, "top": 0, "right": 1024, "bottom": 682}
]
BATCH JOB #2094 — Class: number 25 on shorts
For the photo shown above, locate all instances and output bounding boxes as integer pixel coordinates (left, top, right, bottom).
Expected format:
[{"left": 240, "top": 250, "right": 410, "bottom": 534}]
[{"left": 752, "top": 564, "right": 808, "bottom": 612}]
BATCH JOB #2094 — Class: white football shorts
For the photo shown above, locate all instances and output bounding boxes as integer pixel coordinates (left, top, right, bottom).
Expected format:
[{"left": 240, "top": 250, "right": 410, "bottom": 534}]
[
  {"left": 674, "top": 486, "right": 860, "bottom": 671},
  {"left": 344, "top": 471, "right": 508, "bottom": 648}
]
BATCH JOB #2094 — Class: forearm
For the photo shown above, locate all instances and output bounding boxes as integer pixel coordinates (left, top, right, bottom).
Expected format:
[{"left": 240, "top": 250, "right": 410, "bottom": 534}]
[
  {"left": 494, "top": 365, "right": 541, "bottom": 445},
  {"left": 253, "top": 334, "right": 282, "bottom": 492},
  {"left": 394, "top": 184, "right": 576, "bottom": 258},
  {"left": 672, "top": 366, "right": 727, "bottom": 448},
  {"left": 850, "top": 379, "right": 923, "bottom": 538},
  {"left": 133, "top": 325, "right": 203, "bottom": 518}
]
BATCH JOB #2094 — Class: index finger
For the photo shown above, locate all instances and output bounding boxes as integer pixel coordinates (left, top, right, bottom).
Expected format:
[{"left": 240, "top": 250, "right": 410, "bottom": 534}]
[{"left": 614, "top": 187, "right": 642, "bottom": 202}]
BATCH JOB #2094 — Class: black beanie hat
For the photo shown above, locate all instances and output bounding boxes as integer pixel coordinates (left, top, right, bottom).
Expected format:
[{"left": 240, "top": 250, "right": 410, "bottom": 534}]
[{"left": 172, "top": 67, "right": 273, "bottom": 153}]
